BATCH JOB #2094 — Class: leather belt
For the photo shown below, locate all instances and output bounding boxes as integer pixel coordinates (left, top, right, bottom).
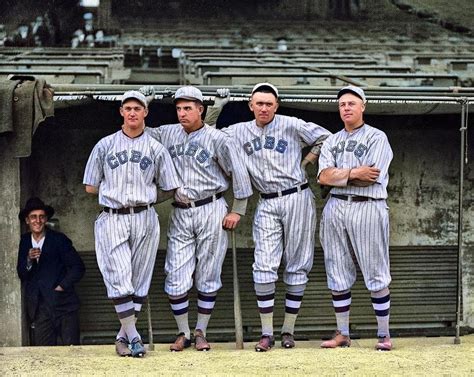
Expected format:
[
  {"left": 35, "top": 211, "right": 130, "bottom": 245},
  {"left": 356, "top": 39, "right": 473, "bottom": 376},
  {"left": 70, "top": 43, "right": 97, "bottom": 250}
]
[
  {"left": 331, "top": 194, "right": 371, "bottom": 202},
  {"left": 172, "top": 192, "right": 223, "bottom": 209},
  {"left": 260, "top": 183, "right": 309, "bottom": 199},
  {"left": 103, "top": 205, "right": 150, "bottom": 214}
]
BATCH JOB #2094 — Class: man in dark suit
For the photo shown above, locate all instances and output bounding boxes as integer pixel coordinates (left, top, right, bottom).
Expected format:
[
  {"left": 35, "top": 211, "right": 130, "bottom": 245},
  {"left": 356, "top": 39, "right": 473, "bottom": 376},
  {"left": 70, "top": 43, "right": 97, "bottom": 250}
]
[{"left": 17, "top": 197, "right": 85, "bottom": 346}]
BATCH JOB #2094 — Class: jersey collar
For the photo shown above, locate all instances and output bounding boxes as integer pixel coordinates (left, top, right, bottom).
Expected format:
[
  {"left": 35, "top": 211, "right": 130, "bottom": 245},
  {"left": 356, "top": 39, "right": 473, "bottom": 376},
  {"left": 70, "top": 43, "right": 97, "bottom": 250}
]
[
  {"left": 345, "top": 123, "right": 365, "bottom": 135},
  {"left": 121, "top": 127, "right": 144, "bottom": 139}
]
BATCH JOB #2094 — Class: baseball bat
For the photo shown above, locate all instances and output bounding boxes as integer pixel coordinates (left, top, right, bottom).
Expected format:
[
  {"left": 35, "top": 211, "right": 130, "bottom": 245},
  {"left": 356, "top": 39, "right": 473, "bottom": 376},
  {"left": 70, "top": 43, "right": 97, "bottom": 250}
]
[
  {"left": 147, "top": 296, "right": 154, "bottom": 351},
  {"left": 231, "top": 230, "right": 244, "bottom": 349}
]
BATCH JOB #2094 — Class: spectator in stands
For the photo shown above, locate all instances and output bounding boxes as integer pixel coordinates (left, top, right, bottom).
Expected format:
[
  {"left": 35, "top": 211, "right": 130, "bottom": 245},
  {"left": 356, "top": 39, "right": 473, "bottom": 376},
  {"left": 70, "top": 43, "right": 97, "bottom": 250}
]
[
  {"left": 71, "top": 29, "right": 85, "bottom": 48},
  {"left": 44, "top": 10, "right": 61, "bottom": 46},
  {"left": 11, "top": 21, "right": 35, "bottom": 47},
  {"left": 277, "top": 38, "right": 288, "bottom": 52},
  {"left": 17, "top": 197, "right": 85, "bottom": 346},
  {"left": 82, "top": 12, "right": 96, "bottom": 44},
  {"left": 83, "top": 12, "right": 94, "bottom": 35},
  {"left": 70, "top": 12, "right": 97, "bottom": 48},
  {"left": 94, "top": 29, "right": 105, "bottom": 46},
  {"left": 31, "top": 15, "right": 51, "bottom": 47}
]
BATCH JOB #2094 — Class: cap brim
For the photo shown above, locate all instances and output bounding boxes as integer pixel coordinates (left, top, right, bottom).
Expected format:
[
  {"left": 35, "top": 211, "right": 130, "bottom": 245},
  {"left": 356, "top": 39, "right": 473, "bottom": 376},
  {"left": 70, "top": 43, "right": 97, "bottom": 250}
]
[
  {"left": 174, "top": 96, "right": 203, "bottom": 102},
  {"left": 122, "top": 98, "right": 147, "bottom": 107}
]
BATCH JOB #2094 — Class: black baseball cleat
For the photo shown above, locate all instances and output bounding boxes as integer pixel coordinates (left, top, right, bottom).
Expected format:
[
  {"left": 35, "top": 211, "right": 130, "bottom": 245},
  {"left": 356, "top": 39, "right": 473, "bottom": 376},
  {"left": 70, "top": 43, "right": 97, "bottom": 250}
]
[
  {"left": 130, "top": 338, "right": 146, "bottom": 357},
  {"left": 281, "top": 333, "right": 295, "bottom": 349}
]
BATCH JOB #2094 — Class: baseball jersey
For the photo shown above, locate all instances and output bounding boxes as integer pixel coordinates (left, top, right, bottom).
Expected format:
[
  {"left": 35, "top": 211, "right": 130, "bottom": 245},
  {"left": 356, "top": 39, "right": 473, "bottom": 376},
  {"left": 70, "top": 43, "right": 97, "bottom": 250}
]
[
  {"left": 83, "top": 129, "right": 180, "bottom": 207},
  {"left": 318, "top": 124, "right": 393, "bottom": 199},
  {"left": 146, "top": 124, "right": 252, "bottom": 201},
  {"left": 223, "top": 114, "right": 331, "bottom": 193}
]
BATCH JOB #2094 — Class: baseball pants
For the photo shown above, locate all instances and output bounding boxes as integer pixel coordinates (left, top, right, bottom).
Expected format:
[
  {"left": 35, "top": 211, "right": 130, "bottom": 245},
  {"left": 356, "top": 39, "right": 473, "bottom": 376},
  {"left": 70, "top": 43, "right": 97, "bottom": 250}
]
[
  {"left": 320, "top": 197, "right": 391, "bottom": 292},
  {"left": 94, "top": 208, "right": 160, "bottom": 299},
  {"left": 252, "top": 189, "right": 316, "bottom": 286},
  {"left": 165, "top": 198, "right": 228, "bottom": 296}
]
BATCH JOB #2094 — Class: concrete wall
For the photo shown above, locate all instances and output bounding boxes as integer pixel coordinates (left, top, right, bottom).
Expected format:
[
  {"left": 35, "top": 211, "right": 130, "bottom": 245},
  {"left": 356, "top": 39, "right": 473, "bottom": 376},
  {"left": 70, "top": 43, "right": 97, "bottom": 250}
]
[
  {"left": 4, "top": 100, "right": 472, "bottom": 346},
  {"left": 0, "top": 133, "right": 22, "bottom": 346}
]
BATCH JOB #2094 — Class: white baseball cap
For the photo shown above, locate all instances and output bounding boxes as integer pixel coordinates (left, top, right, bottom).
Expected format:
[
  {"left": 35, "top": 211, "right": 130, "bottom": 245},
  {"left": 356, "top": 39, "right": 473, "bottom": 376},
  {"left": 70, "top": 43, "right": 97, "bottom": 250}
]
[
  {"left": 174, "top": 86, "right": 204, "bottom": 103},
  {"left": 121, "top": 90, "right": 147, "bottom": 108},
  {"left": 251, "top": 82, "right": 279, "bottom": 98},
  {"left": 337, "top": 85, "right": 367, "bottom": 103}
]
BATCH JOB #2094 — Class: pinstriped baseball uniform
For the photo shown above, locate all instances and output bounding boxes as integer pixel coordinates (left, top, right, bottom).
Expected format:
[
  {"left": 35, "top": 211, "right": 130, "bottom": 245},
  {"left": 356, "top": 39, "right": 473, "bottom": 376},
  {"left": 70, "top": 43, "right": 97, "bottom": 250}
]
[
  {"left": 146, "top": 124, "right": 252, "bottom": 296},
  {"left": 318, "top": 123, "right": 393, "bottom": 292},
  {"left": 83, "top": 130, "right": 180, "bottom": 298},
  {"left": 224, "top": 114, "right": 331, "bottom": 285}
]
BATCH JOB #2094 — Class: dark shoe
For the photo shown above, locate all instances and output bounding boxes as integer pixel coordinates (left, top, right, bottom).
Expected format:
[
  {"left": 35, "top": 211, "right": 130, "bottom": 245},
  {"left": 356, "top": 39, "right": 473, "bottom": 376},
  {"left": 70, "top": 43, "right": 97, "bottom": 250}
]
[
  {"left": 281, "top": 333, "right": 295, "bottom": 349},
  {"left": 321, "top": 330, "right": 351, "bottom": 348},
  {"left": 130, "top": 338, "right": 146, "bottom": 357},
  {"left": 170, "top": 332, "right": 191, "bottom": 352},
  {"left": 255, "top": 335, "right": 275, "bottom": 352},
  {"left": 194, "top": 329, "right": 211, "bottom": 351},
  {"left": 115, "top": 337, "right": 131, "bottom": 357},
  {"left": 375, "top": 336, "right": 392, "bottom": 351}
]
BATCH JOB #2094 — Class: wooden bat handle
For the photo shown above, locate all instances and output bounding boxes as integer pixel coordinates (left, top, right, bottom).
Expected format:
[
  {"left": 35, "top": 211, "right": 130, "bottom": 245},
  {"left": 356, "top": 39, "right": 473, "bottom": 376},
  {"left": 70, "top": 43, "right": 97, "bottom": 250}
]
[{"left": 232, "top": 230, "right": 244, "bottom": 349}]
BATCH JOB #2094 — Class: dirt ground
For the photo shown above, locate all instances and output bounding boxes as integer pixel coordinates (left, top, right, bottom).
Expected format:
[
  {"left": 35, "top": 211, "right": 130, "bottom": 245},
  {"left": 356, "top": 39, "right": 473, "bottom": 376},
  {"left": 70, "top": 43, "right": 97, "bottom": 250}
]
[{"left": 1, "top": 335, "right": 473, "bottom": 376}]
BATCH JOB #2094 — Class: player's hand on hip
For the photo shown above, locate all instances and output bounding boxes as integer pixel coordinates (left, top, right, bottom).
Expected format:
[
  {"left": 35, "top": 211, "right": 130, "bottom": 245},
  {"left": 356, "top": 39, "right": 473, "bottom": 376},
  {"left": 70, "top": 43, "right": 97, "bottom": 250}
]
[
  {"left": 223, "top": 212, "right": 241, "bottom": 230},
  {"left": 350, "top": 165, "right": 380, "bottom": 183}
]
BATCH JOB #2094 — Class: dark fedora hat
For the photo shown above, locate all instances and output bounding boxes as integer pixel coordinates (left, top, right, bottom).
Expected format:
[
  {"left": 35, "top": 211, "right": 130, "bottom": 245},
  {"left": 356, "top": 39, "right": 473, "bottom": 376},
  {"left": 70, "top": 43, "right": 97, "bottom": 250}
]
[{"left": 18, "top": 197, "right": 55, "bottom": 221}]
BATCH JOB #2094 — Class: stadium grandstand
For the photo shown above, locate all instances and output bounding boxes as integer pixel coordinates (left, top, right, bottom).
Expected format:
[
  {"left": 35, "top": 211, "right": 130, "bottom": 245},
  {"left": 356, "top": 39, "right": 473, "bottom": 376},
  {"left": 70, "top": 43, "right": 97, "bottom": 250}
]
[{"left": 0, "top": 0, "right": 472, "bottom": 348}]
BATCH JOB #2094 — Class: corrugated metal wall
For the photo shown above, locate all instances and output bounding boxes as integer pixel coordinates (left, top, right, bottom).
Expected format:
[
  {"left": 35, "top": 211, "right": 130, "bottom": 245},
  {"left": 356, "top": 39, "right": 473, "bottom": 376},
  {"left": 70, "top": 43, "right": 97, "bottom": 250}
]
[{"left": 78, "top": 245, "right": 457, "bottom": 344}]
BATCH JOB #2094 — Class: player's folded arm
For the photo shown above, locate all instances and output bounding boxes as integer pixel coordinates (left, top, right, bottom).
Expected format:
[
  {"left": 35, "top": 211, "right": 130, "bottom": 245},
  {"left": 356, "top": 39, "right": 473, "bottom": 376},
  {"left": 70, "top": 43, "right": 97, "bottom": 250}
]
[{"left": 318, "top": 167, "right": 351, "bottom": 187}]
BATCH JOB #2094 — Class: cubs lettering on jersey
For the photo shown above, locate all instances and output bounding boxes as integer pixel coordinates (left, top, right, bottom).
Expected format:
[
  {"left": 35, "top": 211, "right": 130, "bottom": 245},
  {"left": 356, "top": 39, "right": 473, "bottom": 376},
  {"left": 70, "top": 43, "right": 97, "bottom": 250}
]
[
  {"left": 243, "top": 136, "right": 288, "bottom": 155},
  {"left": 168, "top": 142, "right": 211, "bottom": 164},
  {"left": 330, "top": 140, "right": 368, "bottom": 159},
  {"left": 106, "top": 149, "right": 153, "bottom": 170}
]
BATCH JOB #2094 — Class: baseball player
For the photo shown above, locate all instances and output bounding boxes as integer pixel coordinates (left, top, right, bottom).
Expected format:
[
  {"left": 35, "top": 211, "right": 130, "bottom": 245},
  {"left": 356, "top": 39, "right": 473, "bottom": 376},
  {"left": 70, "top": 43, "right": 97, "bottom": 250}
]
[
  {"left": 138, "top": 85, "right": 230, "bottom": 128},
  {"left": 83, "top": 90, "right": 180, "bottom": 357},
  {"left": 222, "top": 83, "right": 331, "bottom": 351},
  {"left": 146, "top": 86, "right": 252, "bottom": 352},
  {"left": 318, "top": 85, "right": 393, "bottom": 351}
]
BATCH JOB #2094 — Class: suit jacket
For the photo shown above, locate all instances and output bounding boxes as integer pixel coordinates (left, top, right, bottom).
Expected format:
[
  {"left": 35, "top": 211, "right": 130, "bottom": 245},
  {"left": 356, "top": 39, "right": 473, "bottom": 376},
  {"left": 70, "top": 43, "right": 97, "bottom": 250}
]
[{"left": 17, "top": 229, "right": 85, "bottom": 321}]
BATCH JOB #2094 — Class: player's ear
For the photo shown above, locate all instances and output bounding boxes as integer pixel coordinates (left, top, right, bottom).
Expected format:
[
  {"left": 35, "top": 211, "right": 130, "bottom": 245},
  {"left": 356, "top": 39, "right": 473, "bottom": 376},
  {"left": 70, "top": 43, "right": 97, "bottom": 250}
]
[
  {"left": 248, "top": 100, "right": 253, "bottom": 112},
  {"left": 119, "top": 106, "right": 124, "bottom": 117},
  {"left": 361, "top": 102, "right": 366, "bottom": 113},
  {"left": 144, "top": 107, "right": 149, "bottom": 117}
]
